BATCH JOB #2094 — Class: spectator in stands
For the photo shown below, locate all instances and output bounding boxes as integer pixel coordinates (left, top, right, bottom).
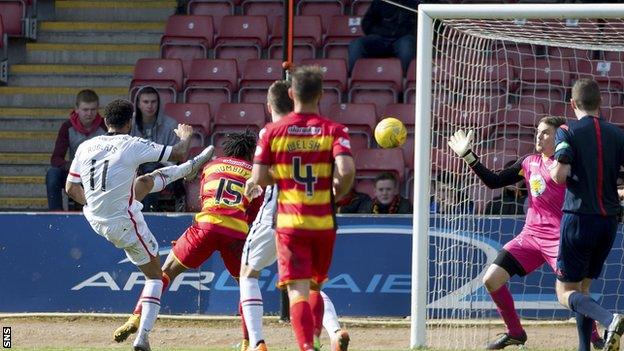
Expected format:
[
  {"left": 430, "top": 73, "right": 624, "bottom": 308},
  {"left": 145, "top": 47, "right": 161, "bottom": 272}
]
[
  {"left": 430, "top": 171, "right": 474, "bottom": 215},
  {"left": 347, "top": 0, "right": 417, "bottom": 73},
  {"left": 336, "top": 187, "right": 371, "bottom": 213},
  {"left": 46, "top": 89, "right": 106, "bottom": 211},
  {"left": 485, "top": 161, "right": 528, "bottom": 215},
  {"left": 132, "top": 86, "right": 182, "bottom": 211},
  {"left": 359, "top": 172, "right": 412, "bottom": 214}
]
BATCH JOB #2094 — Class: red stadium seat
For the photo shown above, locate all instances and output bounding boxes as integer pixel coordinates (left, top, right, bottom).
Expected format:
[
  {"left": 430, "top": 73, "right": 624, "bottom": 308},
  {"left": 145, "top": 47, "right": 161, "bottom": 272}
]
[
  {"left": 348, "top": 58, "right": 403, "bottom": 114},
  {"left": 547, "top": 46, "right": 594, "bottom": 72},
  {"left": 404, "top": 59, "right": 416, "bottom": 103},
  {"left": 214, "top": 15, "right": 269, "bottom": 72},
  {"left": 328, "top": 103, "right": 376, "bottom": 151},
  {"left": 322, "top": 15, "right": 363, "bottom": 59},
  {"left": 355, "top": 148, "right": 405, "bottom": 182},
  {"left": 495, "top": 42, "right": 538, "bottom": 68},
  {"left": 164, "top": 103, "right": 211, "bottom": 146},
  {"left": 183, "top": 59, "right": 238, "bottom": 118},
  {"left": 297, "top": 0, "right": 344, "bottom": 33},
  {"left": 577, "top": 60, "right": 624, "bottom": 93},
  {"left": 241, "top": 0, "right": 283, "bottom": 31},
  {"left": 517, "top": 58, "right": 571, "bottom": 102},
  {"left": 301, "top": 58, "right": 348, "bottom": 115},
  {"left": 130, "top": 58, "right": 184, "bottom": 104},
  {"left": 355, "top": 179, "right": 375, "bottom": 199},
  {"left": 0, "top": 0, "right": 26, "bottom": 37},
  {"left": 382, "top": 103, "right": 415, "bottom": 132},
  {"left": 603, "top": 51, "right": 624, "bottom": 62},
  {"left": 430, "top": 147, "right": 463, "bottom": 174},
  {"left": 607, "top": 106, "right": 624, "bottom": 129},
  {"left": 496, "top": 107, "right": 542, "bottom": 137},
  {"left": 434, "top": 57, "right": 511, "bottom": 93},
  {"left": 238, "top": 59, "right": 283, "bottom": 105},
  {"left": 212, "top": 103, "right": 266, "bottom": 146},
  {"left": 0, "top": 17, "right": 7, "bottom": 83},
  {"left": 161, "top": 15, "right": 214, "bottom": 75},
  {"left": 187, "top": 0, "right": 234, "bottom": 32},
  {"left": 350, "top": 0, "right": 371, "bottom": 15},
  {"left": 268, "top": 16, "right": 322, "bottom": 61}
]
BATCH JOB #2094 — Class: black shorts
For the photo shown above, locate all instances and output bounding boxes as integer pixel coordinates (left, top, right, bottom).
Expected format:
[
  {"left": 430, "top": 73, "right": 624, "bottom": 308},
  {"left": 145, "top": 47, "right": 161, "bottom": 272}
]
[{"left": 556, "top": 213, "right": 618, "bottom": 283}]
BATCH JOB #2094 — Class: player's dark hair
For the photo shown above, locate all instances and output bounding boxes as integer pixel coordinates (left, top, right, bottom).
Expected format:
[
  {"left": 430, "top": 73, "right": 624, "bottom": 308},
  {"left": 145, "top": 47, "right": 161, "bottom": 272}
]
[
  {"left": 291, "top": 65, "right": 323, "bottom": 104},
  {"left": 223, "top": 130, "right": 257, "bottom": 162},
  {"left": 375, "top": 172, "right": 398, "bottom": 187},
  {"left": 104, "top": 99, "right": 134, "bottom": 129},
  {"left": 268, "top": 80, "right": 293, "bottom": 116},
  {"left": 538, "top": 116, "right": 567, "bottom": 129},
  {"left": 572, "top": 78, "right": 601, "bottom": 112},
  {"left": 75, "top": 89, "right": 99, "bottom": 107}
]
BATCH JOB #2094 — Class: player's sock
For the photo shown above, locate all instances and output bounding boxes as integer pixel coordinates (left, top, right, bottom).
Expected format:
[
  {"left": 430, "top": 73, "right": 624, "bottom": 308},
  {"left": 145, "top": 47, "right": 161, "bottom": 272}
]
[
  {"left": 591, "top": 321, "right": 602, "bottom": 342},
  {"left": 149, "top": 163, "right": 192, "bottom": 193},
  {"left": 291, "top": 298, "right": 315, "bottom": 351},
  {"left": 240, "top": 277, "right": 265, "bottom": 347},
  {"left": 135, "top": 279, "right": 163, "bottom": 341},
  {"left": 490, "top": 285, "right": 524, "bottom": 337},
  {"left": 569, "top": 292, "right": 614, "bottom": 328},
  {"left": 309, "top": 290, "right": 324, "bottom": 338},
  {"left": 576, "top": 313, "right": 593, "bottom": 351},
  {"left": 239, "top": 302, "right": 250, "bottom": 342},
  {"left": 320, "top": 291, "right": 342, "bottom": 336},
  {"left": 133, "top": 273, "right": 170, "bottom": 315}
]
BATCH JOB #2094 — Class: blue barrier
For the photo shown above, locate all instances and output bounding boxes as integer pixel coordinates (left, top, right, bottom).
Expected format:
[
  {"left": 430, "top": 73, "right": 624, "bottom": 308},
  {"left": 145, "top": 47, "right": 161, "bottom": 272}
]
[{"left": 1, "top": 213, "right": 623, "bottom": 318}]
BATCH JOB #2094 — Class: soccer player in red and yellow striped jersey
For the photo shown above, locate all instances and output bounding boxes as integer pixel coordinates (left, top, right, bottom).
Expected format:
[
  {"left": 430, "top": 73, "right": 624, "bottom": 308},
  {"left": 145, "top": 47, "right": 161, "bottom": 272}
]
[
  {"left": 113, "top": 131, "right": 262, "bottom": 348},
  {"left": 246, "top": 66, "right": 356, "bottom": 351}
]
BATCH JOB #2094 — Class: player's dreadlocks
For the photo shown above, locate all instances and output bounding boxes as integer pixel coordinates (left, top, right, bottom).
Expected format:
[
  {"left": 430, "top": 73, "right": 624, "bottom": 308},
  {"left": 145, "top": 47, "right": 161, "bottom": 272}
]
[{"left": 222, "top": 129, "right": 258, "bottom": 162}]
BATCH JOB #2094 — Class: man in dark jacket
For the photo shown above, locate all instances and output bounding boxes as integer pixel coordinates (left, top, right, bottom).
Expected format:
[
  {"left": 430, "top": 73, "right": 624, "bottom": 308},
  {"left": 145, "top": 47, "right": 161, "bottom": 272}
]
[
  {"left": 359, "top": 172, "right": 412, "bottom": 214},
  {"left": 347, "top": 0, "right": 417, "bottom": 73},
  {"left": 46, "top": 89, "right": 106, "bottom": 210}
]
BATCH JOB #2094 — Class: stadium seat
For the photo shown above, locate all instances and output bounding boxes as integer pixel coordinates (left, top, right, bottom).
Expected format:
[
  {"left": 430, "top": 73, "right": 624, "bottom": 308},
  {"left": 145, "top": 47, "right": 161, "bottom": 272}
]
[
  {"left": 404, "top": 59, "right": 415, "bottom": 103},
  {"left": 607, "top": 106, "right": 624, "bottom": 128},
  {"left": 547, "top": 46, "right": 595, "bottom": 72},
  {"left": 268, "top": 16, "right": 322, "bottom": 61},
  {"left": 603, "top": 51, "right": 624, "bottom": 62},
  {"left": 0, "top": 0, "right": 28, "bottom": 37},
  {"left": 328, "top": 103, "right": 376, "bottom": 151},
  {"left": 433, "top": 96, "right": 499, "bottom": 143},
  {"left": 355, "top": 148, "right": 405, "bottom": 182},
  {"left": 164, "top": 103, "right": 211, "bottom": 146},
  {"left": 516, "top": 58, "right": 571, "bottom": 102},
  {"left": 212, "top": 103, "right": 266, "bottom": 146},
  {"left": 301, "top": 58, "right": 348, "bottom": 115},
  {"left": 577, "top": 60, "right": 624, "bottom": 94},
  {"left": 130, "top": 58, "right": 184, "bottom": 104},
  {"left": 350, "top": 0, "right": 371, "bottom": 15},
  {"left": 496, "top": 107, "right": 542, "bottom": 137},
  {"left": 297, "top": 0, "right": 344, "bottom": 33},
  {"left": 349, "top": 58, "right": 403, "bottom": 115},
  {"left": 238, "top": 59, "right": 283, "bottom": 104},
  {"left": 382, "top": 103, "right": 415, "bottom": 133},
  {"left": 187, "top": 0, "right": 234, "bottom": 32},
  {"left": 214, "top": 15, "right": 269, "bottom": 73},
  {"left": 161, "top": 15, "right": 214, "bottom": 75},
  {"left": 183, "top": 58, "right": 238, "bottom": 118},
  {"left": 241, "top": 0, "right": 283, "bottom": 32},
  {"left": 355, "top": 179, "right": 375, "bottom": 199},
  {"left": 430, "top": 146, "right": 463, "bottom": 174},
  {"left": 0, "top": 17, "right": 7, "bottom": 83},
  {"left": 495, "top": 42, "right": 539, "bottom": 68},
  {"left": 322, "top": 15, "right": 363, "bottom": 59}
]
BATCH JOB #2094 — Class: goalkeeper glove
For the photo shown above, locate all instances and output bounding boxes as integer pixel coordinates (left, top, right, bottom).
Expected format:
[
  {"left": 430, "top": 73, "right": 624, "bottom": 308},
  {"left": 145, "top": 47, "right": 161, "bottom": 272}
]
[{"left": 448, "top": 129, "right": 478, "bottom": 166}]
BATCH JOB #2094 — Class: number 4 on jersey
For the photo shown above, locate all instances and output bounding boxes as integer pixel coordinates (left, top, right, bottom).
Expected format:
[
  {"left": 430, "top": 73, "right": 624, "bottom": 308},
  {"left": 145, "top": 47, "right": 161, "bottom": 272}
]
[{"left": 293, "top": 156, "right": 317, "bottom": 197}]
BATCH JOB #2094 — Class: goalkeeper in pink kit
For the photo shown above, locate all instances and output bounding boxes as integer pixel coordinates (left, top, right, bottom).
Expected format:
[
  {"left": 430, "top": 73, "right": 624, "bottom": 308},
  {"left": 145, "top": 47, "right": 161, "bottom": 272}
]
[{"left": 448, "top": 116, "right": 603, "bottom": 350}]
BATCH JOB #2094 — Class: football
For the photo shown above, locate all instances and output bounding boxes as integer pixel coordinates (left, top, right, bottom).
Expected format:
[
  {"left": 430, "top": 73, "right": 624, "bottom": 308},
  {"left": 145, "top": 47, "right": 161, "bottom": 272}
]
[{"left": 374, "top": 117, "right": 407, "bottom": 148}]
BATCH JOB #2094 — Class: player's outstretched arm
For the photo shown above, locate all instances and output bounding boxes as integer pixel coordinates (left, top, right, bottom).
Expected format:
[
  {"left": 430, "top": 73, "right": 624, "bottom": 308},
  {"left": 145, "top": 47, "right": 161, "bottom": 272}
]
[
  {"left": 448, "top": 129, "right": 524, "bottom": 189},
  {"left": 65, "top": 181, "right": 86, "bottom": 205},
  {"left": 168, "top": 124, "right": 194, "bottom": 162},
  {"left": 333, "top": 155, "right": 355, "bottom": 201}
]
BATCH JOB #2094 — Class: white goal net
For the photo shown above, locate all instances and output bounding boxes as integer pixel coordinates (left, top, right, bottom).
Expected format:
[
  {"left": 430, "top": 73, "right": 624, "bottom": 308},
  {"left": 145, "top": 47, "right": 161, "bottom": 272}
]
[{"left": 413, "top": 4, "right": 624, "bottom": 349}]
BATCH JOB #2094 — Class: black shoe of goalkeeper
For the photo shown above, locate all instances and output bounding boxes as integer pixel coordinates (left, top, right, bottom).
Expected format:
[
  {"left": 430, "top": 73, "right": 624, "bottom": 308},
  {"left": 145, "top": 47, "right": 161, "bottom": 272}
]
[
  {"left": 604, "top": 314, "right": 624, "bottom": 351},
  {"left": 486, "top": 331, "right": 527, "bottom": 350}
]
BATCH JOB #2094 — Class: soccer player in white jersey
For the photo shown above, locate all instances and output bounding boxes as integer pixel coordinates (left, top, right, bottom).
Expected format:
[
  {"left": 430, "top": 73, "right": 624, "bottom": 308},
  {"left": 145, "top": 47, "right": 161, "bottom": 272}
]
[
  {"left": 449, "top": 116, "right": 603, "bottom": 350},
  {"left": 239, "top": 80, "right": 349, "bottom": 351},
  {"left": 65, "top": 99, "right": 213, "bottom": 351}
]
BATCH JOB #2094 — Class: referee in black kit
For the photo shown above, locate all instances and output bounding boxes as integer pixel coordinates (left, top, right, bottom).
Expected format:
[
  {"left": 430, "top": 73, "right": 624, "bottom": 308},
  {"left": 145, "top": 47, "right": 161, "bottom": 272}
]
[{"left": 550, "top": 78, "right": 624, "bottom": 351}]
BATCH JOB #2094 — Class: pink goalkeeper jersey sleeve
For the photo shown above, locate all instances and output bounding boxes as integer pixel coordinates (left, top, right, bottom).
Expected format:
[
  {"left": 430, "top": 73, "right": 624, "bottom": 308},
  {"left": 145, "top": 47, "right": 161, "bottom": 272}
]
[{"left": 521, "top": 154, "right": 566, "bottom": 239}]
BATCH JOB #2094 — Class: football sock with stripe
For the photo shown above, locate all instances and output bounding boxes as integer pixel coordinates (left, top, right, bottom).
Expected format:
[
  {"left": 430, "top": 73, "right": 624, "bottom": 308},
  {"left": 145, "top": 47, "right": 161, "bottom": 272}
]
[
  {"left": 309, "top": 290, "right": 324, "bottom": 338},
  {"left": 149, "top": 162, "right": 193, "bottom": 193},
  {"left": 240, "top": 277, "right": 265, "bottom": 347},
  {"left": 133, "top": 273, "right": 170, "bottom": 315},
  {"left": 569, "top": 291, "right": 614, "bottom": 328},
  {"left": 135, "top": 279, "right": 163, "bottom": 341},
  {"left": 239, "top": 301, "right": 250, "bottom": 343},
  {"left": 490, "top": 285, "right": 524, "bottom": 337},
  {"left": 576, "top": 313, "right": 593, "bottom": 351},
  {"left": 320, "top": 291, "right": 341, "bottom": 336}
]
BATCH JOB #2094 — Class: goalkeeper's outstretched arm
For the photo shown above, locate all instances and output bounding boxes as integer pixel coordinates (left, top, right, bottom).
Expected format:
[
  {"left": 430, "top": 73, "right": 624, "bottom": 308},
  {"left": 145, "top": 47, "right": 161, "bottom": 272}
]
[{"left": 448, "top": 129, "right": 525, "bottom": 189}]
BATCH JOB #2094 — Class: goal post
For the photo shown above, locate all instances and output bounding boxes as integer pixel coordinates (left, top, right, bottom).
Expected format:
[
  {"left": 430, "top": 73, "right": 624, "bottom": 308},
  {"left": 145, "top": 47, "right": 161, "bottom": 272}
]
[{"left": 412, "top": 4, "right": 624, "bottom": 349}]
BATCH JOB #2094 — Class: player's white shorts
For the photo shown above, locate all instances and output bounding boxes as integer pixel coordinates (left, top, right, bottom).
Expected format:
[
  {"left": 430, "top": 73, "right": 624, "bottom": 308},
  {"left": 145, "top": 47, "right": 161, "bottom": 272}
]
[
  {"left": 86, "top": 200, "right": 158, "bottom": 266},
  {"left": 242, "top": 222, "right": 277, "bottom": 271}
]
